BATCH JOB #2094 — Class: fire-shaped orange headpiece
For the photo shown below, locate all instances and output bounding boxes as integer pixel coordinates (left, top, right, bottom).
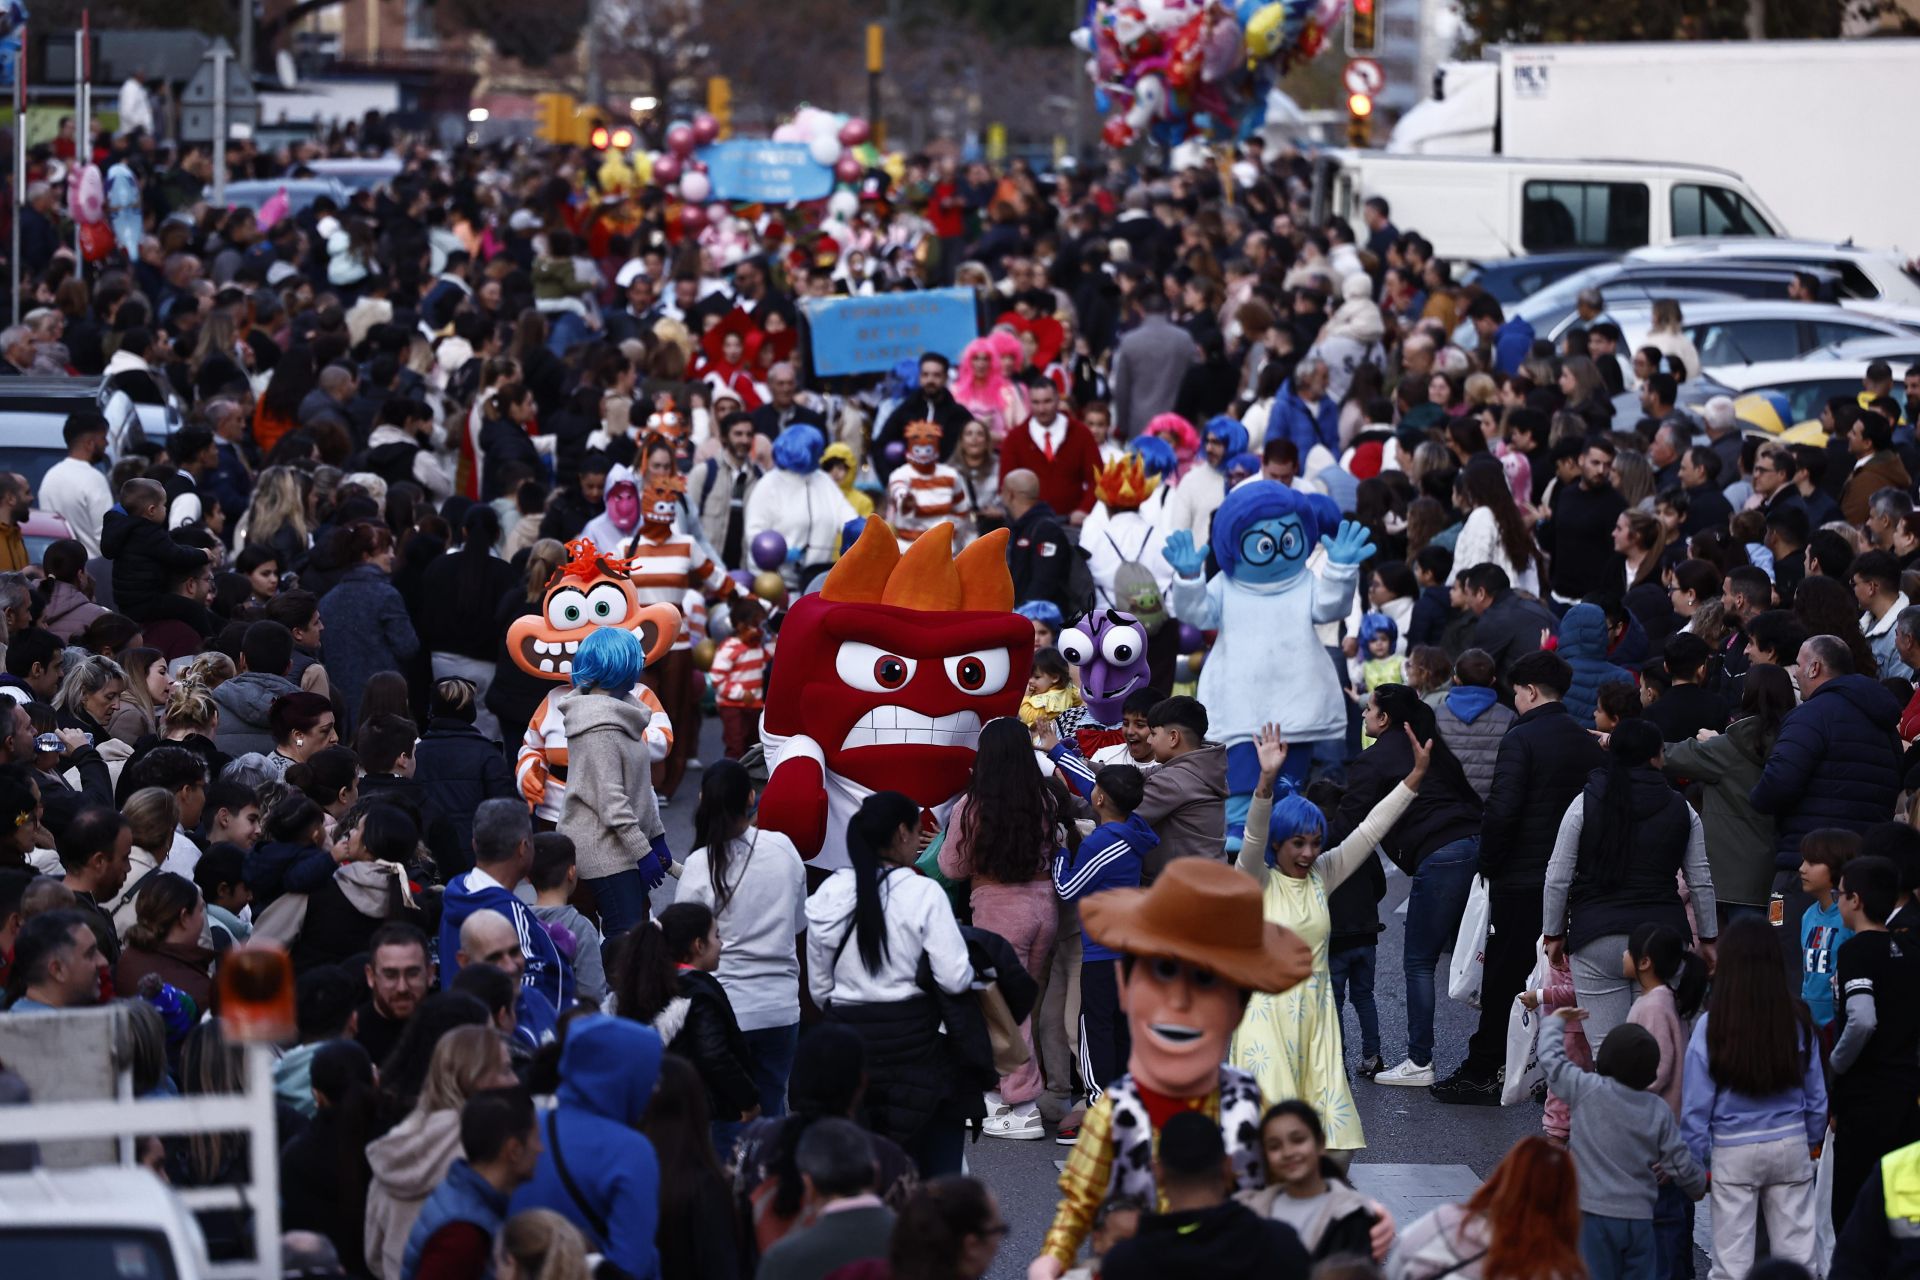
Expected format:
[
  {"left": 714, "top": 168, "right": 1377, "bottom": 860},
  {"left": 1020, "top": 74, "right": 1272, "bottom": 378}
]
[
  {"left": 1093, "top": 455, "right": 1160, "bottom": 513},
  {"left": 822, "top": 519, "right": 1013, "bottom": 613}
]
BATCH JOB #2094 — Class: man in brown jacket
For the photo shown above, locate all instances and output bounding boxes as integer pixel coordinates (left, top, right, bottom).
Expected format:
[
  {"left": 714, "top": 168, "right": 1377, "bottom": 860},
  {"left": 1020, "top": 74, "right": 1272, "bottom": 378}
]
[{"left": 1842, "top": 409, "right": 1911, "bottom": 526}]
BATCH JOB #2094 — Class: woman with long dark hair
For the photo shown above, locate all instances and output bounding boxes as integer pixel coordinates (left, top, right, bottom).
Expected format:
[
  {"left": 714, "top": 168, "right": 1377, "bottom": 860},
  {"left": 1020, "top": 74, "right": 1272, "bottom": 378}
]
[
  {"left": 1793, "top": 572, "right": 1879, "bottom": 678},
  {"left": 255, "top": 343, "right": 317, "bottom": 456},
  {"left": 1543, "top": 718, "right": 1718, "bottom": 1052},
  {"left": 417, "top": 503, "right": 518, "bottom": 741},
  {"left": 936, "top": 717, "right": 1070, "bottom": 1138},
  {"left": 1389, "top": 1136, "right": 1585, "bottom": 1279},
  {"left": 1661, "top": 663, "right": 1793, "bottom": 925},
  {"left": 1614, "top": 509, "right": 1676, "bottom": 644},
  {"left": 642, "top": 1053, "right": 745, "bottom": 1280},
  {"left": 805, "top": 790, "right": 973, "bottom": 1176},
  {"left": 1447, "top": 456, "right": 1538, "bottom": 596},
  {"left": 1679, "top": 917, "right": 1825, "bottom": 1279},
  {"left": 889, "top": 1176, "right": 1008, "bottom": 1280},
  {"left": 1339, "top": 684, "right": 1483, "bottom": 1087},
  {"left": 279, "top": 1038, "right": 380, "bottom": 1273},
  {"left": 678, "top": 758, "right": 807, "bottom": 1125}
]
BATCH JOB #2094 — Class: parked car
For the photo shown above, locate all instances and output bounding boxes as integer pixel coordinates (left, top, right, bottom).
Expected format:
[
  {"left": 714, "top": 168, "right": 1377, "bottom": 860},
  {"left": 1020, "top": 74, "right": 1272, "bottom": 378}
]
[
  {"left": 22, "top": 510, "right": 76, "bottom": 563},
  {"left": 1590, "top": 301, "right": 1918, "bottom": 371},
  {"left": 0, "top": 1166, "right": 212, "bottom": 1279},
  {"left": 0, "top": 378, "right": 143, "bottom": 490},
  {"left": 1468, "top": 261, "right": 1846, "bottom": 350},
  {"left": 1700, "top": 358, "right": 1880, "bottom": 426},
  {"left": 1459, "top": 252, "right": 1617, "bottom": 305},
  {"left": 1624, "top": 238, "right": 1920, "bottom": 310},
  {"left": 1798, "top": 334, "right": 1920, "bottom": 369},
  {"left": 304, "top": 156, "right": 404, "bottom": 192},
  {"left": 212, "top": 178, "right": 350, "bottom": 217}
]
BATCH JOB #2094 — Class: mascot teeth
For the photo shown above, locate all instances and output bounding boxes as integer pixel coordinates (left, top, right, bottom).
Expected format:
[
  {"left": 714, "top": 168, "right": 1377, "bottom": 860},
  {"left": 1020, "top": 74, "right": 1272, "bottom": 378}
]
[{"left": 841, "top": 708, "right": 982, "bottom": 749}]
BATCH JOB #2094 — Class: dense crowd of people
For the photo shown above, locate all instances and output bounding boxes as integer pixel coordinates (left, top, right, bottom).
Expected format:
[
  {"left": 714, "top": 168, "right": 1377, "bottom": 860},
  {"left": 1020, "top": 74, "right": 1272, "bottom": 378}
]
[{"left": 5, "top": 114, "right": 1920, "bottom": 1280}]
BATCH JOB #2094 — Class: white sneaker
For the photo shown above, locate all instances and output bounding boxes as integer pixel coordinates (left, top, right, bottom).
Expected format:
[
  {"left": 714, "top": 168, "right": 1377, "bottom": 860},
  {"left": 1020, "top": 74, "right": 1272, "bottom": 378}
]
[
  {"left": 981, "top": 1108, "right": 1046, "bottom": 1140},
  {"left": 983, "top": 1091, "right": 1010, "bottom": 1116},
  {"left": 1371, "top": 1058, "right": 1436, "bottom": 1087}
]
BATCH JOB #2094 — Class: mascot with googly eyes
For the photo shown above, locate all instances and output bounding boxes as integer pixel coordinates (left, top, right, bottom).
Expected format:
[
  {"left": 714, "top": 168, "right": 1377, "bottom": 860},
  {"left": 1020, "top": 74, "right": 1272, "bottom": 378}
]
[
  {"left": 755, "top": 517, "right": 1033, "bottom": 871},
  {"left": 507, "top": 538, "right": 681, "bottom": 827},
  {"left": 1052, "top": 610, "right": 1155, "bottom": 763},
  {"left": 1162, "top": 480, "right": 1375, "bottom": 850}
]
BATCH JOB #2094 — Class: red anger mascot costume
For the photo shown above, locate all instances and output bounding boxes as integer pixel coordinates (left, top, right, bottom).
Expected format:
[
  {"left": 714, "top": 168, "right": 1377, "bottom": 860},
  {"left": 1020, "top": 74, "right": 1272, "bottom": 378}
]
[{"left": 755, "top": 517, "right": 1032, "bottom": 871}]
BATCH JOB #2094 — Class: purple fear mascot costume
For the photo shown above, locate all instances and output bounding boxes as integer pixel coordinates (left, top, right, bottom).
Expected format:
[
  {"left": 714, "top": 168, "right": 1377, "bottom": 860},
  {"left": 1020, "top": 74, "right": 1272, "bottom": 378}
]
[
  {"left": 1052, "top": 610, "right": 1155, "bottom": 760},
  {"left": 1163, "top": 480, "right": 1374, "bottom": 850}
]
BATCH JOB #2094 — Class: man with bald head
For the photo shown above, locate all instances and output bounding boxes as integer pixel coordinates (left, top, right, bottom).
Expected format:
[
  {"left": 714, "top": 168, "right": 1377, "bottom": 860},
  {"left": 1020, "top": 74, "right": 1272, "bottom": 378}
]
[
  {"left": 1002, "top": 468, "right": 1075, "bottom": 613},
  {"left": 456, "top": 908, "right": 556, "bottom": 1046}
]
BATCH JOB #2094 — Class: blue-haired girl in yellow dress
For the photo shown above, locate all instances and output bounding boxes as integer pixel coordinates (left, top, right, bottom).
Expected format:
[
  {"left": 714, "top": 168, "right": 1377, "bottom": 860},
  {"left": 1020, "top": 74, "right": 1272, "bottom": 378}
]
[{"left": 1230, "top": 720, "right": 1430, "bottom": 1154}]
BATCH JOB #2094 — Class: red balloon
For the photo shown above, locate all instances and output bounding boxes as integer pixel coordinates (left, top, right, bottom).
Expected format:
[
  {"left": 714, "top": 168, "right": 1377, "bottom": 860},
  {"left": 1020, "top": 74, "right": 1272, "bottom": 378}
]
[
  {"left": 692, "top": 112, "right": 720, "bottom": 145},
  {"left": 687, "top": 158, "right": 708, "bottom": 172},
  {"left": 666, "top": 123, "right": 696, "bottom": 157},
  {"left": 1101, "top": 117, "right": 1135, "bottom": 149},
  {"left": 834, "top": 155, "right": 862, "bottom": 183},
  {"left": 651, "top": 153, "right": 682, "bottom": 186},
  {"left": 837, "top": 118, "right": 871, "bottom": 147},
  {"left": 679, "top": 204, "right": 708, "bottom": 235}
]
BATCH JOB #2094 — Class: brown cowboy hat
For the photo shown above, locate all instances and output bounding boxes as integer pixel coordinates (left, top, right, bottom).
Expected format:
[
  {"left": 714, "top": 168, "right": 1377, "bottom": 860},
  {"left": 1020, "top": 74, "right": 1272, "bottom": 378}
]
[{"left": 1080, "top": 858, "right": 1312, "bottom": 995}]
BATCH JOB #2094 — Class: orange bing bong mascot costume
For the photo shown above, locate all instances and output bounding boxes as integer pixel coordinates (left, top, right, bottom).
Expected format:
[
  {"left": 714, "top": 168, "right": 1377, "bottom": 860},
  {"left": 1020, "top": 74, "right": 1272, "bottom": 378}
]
[{"left": 507, "top": 538, "right": 681, "bottom": 825}]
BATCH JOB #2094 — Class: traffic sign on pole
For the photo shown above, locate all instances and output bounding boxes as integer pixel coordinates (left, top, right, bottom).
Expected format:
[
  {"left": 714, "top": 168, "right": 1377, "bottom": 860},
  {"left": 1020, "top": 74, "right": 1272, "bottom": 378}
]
[{"left": 1343, "top": 57, "right": 1384, "bottom": 98}]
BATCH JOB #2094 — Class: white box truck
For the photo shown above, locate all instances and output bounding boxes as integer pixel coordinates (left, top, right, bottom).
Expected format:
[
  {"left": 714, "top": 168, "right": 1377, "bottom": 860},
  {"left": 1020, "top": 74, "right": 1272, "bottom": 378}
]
[{"left": 1390, "top": 39, "right": 1920, "bottom": 252}]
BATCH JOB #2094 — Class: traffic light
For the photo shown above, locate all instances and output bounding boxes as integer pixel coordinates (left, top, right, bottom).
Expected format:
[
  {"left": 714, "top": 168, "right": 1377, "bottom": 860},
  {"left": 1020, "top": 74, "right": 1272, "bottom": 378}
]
[
  {"left": 708, "top": 76, "right": 733, "bottom": 141},
  {"left": 537, "top": 92, "right": 580, "bottom": 145},
  {"left": 589, "top": 119, "right": 635, "bottom": 151},
  {"left": 1347, "top": 91, "right": 1373, "bottom": 147},
  {"left": 1347, "top": 0, "right": 1376, "bottom": 55}
]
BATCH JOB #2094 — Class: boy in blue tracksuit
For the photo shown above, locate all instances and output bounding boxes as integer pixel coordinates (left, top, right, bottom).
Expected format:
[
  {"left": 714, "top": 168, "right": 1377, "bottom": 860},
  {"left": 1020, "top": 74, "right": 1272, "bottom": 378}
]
[{"left": 1052, "top": 763, "right": 1159, "bottom": 1105}]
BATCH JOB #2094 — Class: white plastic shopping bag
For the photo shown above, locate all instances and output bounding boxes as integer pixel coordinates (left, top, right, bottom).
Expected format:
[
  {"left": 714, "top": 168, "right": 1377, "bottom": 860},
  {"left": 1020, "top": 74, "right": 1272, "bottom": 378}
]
[
  {"left": 1500, "top": 940, "right": 1551, "bottom": 1105},
  {"left": 1447, "top": 874, "right": 1491, "bottom": 1007}
]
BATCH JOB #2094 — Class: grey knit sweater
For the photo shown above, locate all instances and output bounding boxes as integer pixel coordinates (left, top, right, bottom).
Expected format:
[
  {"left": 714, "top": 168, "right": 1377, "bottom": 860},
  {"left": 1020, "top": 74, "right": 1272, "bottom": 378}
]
[{"left": 555, "top": 689, "right": 666, "bottom": 880}]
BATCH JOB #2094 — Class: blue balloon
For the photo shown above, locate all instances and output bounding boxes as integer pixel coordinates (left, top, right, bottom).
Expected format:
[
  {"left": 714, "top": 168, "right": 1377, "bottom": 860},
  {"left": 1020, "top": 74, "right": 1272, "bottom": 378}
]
[{"left": 751, "top": 530, "right": 789, "bottom": 572}]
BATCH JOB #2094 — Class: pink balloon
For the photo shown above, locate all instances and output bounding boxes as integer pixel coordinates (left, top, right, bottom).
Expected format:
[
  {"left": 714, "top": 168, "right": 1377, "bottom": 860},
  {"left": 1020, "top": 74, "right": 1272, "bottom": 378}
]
[
  {"left": 707, "top": 202, "right": 729, "bottom": 223},
  {"left": 666, "top": 122, "right": 696, "bottom": 157},
  {"left": 838, "top": 118, "right": 871, "bottom": 147},
  {"left": 651, "top": 153, "right": 682, "bottom": 186},
  {"left": 679, "top": 170, "right": 712, "bottom": 203},
  {"left": 692, "top": 112, "right": 720, "bottom": 145},
  {"left": 680, "top": 204, "right": 708, "bottom": 235},
  {"left": 834, "top": 155, "right": 862, "bottom": 183}
]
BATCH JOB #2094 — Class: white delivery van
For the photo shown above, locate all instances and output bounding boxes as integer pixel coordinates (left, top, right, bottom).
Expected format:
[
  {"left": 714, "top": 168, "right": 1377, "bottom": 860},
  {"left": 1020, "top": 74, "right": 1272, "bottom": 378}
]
[{"left": 1311, "top": 150, "right": 1785, "bottom": 264}]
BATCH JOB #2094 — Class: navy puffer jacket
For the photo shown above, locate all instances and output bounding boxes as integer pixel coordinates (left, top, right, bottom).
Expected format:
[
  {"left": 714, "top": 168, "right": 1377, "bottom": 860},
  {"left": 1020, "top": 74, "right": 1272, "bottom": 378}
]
[
  {"left": 1750, "top": 674, "right": 1904, "bottom": 857},
  {"left": 1557, "top": 603, "right": 1636, "bottom": 729}
]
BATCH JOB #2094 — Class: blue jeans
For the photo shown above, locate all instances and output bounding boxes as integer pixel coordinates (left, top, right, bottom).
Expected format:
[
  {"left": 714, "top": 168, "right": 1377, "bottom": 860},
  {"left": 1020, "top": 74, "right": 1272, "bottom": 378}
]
[
  {"left": 1402, "top": 835, "right": 1480, "bottom": 1067},
  {"left": 1329, "top": 945, "right": 1381, "bottom": 1060},
  {"left": 1580, "top": 1213, "right": 1655, "bottom": 1280},
  {"left": 585, "top": 870, "right": 649, "bottom": 937},
  {"left": 1651, "top": 1180, "right": 1693, "bottom": 1280},
  {"left": 709, "top": 1022, "right": 801, "bottom": 1160}
]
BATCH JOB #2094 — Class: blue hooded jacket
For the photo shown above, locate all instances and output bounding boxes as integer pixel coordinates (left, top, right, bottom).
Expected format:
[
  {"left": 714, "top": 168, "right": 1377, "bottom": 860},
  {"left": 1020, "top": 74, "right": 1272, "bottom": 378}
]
[
  {"left": 440, "top": 868, "right": 574, "bottom": 1013},
  {"left": 510, "top": 1016, "right": 663, "bottom": 1280},
  {"left": 1265, "top": 381, "right": 1340, "bottom": 457},
  {"left": 1052, "top": 813, "right": 1161, "bottom": 963},
  {"left": 1556, "top": 602, "right": 1636, "bottom": 728}
]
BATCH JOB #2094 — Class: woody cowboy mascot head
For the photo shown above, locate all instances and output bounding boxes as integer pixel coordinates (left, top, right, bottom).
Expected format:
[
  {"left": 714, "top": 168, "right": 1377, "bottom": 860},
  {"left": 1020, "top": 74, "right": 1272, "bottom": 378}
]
[{"left": 1030, "top": 858, "right": 1312, "bottom": 1279}]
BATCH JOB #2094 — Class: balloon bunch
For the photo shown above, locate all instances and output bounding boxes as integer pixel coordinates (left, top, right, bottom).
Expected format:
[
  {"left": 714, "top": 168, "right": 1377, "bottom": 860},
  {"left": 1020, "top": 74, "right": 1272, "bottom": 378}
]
[
  {"left": 646, "top": 112, "right": 726, "bottom": 233},
  {"left": 1076, "top": 0, "right": 1341, "bottom": 148},
  {"left": 772, "top": 106, "right": 879, "bottom": 221}
]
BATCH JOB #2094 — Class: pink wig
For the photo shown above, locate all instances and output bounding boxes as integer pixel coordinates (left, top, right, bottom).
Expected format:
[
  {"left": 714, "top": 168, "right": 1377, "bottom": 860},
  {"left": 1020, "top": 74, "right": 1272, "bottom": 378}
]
[
  {"left": 986, "top": 328, "right": 1027, "bottom": 371},
  {"left": 952, "top": 337, "right": 1010, "bottom": 414},
  {"left": 1146, "top": 413, "right": 1201, "bottom": 477}
]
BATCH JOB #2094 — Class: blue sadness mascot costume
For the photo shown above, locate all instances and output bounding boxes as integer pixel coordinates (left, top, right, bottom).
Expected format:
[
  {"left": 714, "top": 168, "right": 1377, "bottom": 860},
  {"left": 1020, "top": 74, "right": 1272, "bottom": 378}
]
[{"left": 1164, "top": 480, "right": 1374, "bottom": 849}]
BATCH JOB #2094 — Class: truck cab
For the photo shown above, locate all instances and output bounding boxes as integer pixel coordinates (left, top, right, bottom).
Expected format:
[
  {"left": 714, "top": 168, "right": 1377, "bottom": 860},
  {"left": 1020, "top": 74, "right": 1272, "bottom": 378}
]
[{"left": 1311, "top": 151, "right": 1783, "bottom": 264}]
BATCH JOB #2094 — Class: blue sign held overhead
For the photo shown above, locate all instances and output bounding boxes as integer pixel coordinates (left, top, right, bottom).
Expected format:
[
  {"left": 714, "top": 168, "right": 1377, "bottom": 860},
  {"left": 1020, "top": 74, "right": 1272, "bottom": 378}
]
[
  {"left": 698, "top": 140, "right": 834, "bottom": 205},
  {"left": 802, "top": 289, "right": 981, "bottom": 378}
]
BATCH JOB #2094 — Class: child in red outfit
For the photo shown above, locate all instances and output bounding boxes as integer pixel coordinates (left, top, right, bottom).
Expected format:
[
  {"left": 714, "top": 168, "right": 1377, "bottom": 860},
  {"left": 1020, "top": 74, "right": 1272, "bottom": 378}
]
[{"left": 709, "top": 598, "right": 771, "bottom": 759}]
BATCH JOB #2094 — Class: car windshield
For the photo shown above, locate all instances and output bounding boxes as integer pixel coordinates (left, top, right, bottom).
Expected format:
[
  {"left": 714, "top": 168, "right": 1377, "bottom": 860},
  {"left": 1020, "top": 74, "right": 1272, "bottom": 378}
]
[
  {"left": 0, "top": 448, "right": 78, "bottom": 492},
  {"left": 0, "top": 1228, "right": 179, "bottom": 1280}
]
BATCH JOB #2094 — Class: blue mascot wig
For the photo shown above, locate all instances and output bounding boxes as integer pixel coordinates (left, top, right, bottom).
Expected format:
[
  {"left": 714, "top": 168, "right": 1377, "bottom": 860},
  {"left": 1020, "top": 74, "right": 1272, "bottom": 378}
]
[
  {"left": 570, "top": 626, "right": 645, "bottom": 693},
  {"left": 1127, "top": 434, "right": 1178, "bottom": 480},
  {"left": 1265, "top": 793, "right": 1329, "bottom": 868},
  {"left": 1210, "top": 480, "right": 1344, "bottom": 578},
  {"left": 1203, "top": 414, "right": 1251, "bottom": 466},
  {"left": 773, "top": 423, "right": 827, "bottom": 473}
]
